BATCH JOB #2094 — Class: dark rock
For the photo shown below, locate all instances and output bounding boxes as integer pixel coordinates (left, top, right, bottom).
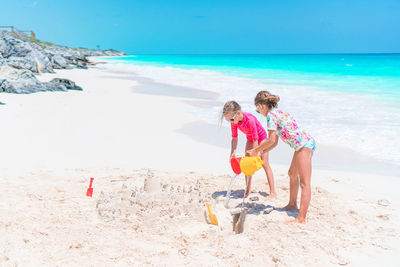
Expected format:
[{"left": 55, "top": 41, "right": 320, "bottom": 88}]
[
  {"left": 0, "top": 30, "right": 125, "bottom": 94},
  {"left": 0, "top": 65, "right": 81, "bottom": 93},
  {"left": 6, "top": 50, "right": 54, "bottom": 73},
  {"left": 0, "top": 78, "right": 16, "bottom": 93},
  {"left": 50, "top": 54, "right": 68, "bottom": 69},
  {"left": 47, "top": 78, "right": 82, "bottom": 91}
]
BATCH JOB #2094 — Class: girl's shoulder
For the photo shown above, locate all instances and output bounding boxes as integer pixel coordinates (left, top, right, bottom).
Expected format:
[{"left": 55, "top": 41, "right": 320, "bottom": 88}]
[
  {"left": 243, "top": 111, "right": 262, "bottom": 123},
  {"left": 270, "top": 107, "right": 289, "bottom": 117},
  {"left": 270, "top": 107, "right": 283, "bottom": 113},
  {"left": 268, "top": 107, "right": 279, "bottom": 117},
  {"left": 242, "top": 111, "right": 255, "bottom": 120}
]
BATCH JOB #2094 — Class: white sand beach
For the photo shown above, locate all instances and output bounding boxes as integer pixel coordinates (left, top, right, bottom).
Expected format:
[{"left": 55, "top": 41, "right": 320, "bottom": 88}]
[{"left": 1, "top": 63, "right": 399, "bottom": 266}]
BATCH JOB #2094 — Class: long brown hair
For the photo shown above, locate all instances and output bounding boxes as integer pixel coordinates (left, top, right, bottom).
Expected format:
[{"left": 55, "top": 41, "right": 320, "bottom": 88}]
[{"left": 254, "top": 91, "right": 280, "bottom": 109}]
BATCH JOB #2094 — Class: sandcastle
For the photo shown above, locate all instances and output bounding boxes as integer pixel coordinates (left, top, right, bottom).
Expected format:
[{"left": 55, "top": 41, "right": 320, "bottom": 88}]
[
  {"left": 95, "top": 169, "right": 252, "bottom": 234},
  {"left": 96, "top": 170, "right": 208, "bottom": 224}
]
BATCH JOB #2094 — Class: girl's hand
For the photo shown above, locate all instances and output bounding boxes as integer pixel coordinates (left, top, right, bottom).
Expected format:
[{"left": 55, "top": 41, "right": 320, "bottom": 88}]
[{"left": 247, "top": 148, "right": 258, "bottom": 156}]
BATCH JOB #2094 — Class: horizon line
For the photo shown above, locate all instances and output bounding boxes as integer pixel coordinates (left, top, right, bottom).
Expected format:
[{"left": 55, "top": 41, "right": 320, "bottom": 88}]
[{"left": 121, "top": 52, "right": 400, "bottom": 56}]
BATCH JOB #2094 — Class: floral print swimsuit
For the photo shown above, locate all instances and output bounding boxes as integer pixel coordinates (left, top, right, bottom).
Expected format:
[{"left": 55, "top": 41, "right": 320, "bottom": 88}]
[{"left": 267, "top": 107, "right": 316, "bottom": 151}]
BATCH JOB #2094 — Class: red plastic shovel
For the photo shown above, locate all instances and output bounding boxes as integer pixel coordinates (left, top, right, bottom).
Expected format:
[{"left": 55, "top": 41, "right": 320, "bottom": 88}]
[{"left": 86, "top": 177, "right": 94, "bottom": 197}]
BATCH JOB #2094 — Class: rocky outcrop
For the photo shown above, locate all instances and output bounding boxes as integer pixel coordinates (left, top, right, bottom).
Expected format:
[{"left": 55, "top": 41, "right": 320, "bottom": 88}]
[
  {"left": 0, "top": 30, "right": 125, "bottom": 98},
  {"left": 0, "top": 65, "right": 82, "bottom": 93}
]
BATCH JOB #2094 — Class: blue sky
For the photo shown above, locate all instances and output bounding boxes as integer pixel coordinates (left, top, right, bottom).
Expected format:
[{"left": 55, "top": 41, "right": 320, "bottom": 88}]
[{"left": 1, "top": 0, "right": 399, "bottom": 54}]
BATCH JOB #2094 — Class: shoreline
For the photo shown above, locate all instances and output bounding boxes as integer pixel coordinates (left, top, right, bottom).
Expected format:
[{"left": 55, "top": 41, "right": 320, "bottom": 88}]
[
  {"left": 1, "top": 63, "right": 399, "bottom": 265},
  {"left": 94, "top": 59, "right": 400, "bottom": 177}
]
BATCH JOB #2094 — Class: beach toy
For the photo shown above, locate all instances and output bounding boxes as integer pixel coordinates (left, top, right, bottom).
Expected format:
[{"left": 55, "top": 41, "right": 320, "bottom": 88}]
[
  {"left": 205, "top": 203, "right": 218, "bottom": 226},
  {"left": 86, "top": 177, "right": 94, "bottom": 197},
  {"left": 230, "top": 156, "right": 242, "bottom": 174},
  {"left": 239, "top": 156, "right": 264, "bottom": 176}
]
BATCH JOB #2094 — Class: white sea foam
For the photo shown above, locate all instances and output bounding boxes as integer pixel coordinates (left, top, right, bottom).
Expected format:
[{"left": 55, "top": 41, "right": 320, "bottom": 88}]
[{"left": 104, "top": 61, "right": 400, "bottom": 167}]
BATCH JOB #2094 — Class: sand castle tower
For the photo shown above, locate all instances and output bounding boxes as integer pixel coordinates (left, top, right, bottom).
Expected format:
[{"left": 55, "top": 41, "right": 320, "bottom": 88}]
[{"left": 143, "top": 170, "right": 160, "bottom": 194}]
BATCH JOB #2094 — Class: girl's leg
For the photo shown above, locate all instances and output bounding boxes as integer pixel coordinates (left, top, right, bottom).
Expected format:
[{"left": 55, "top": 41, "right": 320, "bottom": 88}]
[
  {"left": 243, "top": 140, "right": 256, "bottom": 198},
  {"left": 260, "top": 150, "right": 276, "bottom": 198},
  {"left": 283, "top": 151, "right": 299, "bottom": 210},
  {"left": 287, "top": 147, "right": 313, "bottom": 224},
  {"left": 244, "top": 175, "right": 252, "bottom": 198}
]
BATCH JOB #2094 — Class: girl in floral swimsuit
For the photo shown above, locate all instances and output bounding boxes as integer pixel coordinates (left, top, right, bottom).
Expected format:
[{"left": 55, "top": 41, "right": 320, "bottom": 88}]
[
  {"left": 222, "top": 101, "right": 276, "bottom": 198},
  {"left": 248, "top": 91, "right": 316, "bottom": 224}
]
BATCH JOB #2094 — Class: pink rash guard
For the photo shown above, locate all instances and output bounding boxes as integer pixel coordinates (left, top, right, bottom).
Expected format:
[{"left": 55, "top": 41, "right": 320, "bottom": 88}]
[{"left": 231, "top": 112, "right": 267, "bottom": 143}]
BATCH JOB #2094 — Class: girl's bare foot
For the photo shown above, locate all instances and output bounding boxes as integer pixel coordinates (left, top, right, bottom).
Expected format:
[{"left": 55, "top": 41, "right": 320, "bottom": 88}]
[
  {"left": 285, "top": 217, "right": 306, "bottom": 224},
  {"left": 267, "top": 192, "right": 277, "bottom": 199},
  {"left": 237, "top": 189, "right": 250, "bottom": 198},
  {"left": 242, "top": 189, "right": 250, "bottom": 198},
  {"left": 283, "top": 203, "right": 298, "bottom": 210}
]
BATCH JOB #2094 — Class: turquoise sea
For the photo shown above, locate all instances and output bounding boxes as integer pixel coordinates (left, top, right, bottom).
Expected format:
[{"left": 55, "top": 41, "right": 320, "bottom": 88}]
[
  {"left": 104, "top": 54, "right": 400, "bottom": 167},
  {"left": 110, "top": 54, "right": 400, "bottom": 104}
]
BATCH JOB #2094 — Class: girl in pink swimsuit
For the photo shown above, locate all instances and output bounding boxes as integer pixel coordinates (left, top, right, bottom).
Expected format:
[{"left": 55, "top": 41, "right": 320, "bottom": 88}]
[{"left": 222, "top": 101, "right": 276, "bottom": 198}]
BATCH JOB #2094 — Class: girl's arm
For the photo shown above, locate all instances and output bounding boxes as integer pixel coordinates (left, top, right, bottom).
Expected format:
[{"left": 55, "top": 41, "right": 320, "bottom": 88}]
[
  {"left": 230, "top": 137, "right": 238, "bottom": 158},
  {"left": 248, "top": 130, "right": 278, "bottom": 155},
  {"left": 245, "top": 140, "right": 259, "bottom": 156},
  {"left": 267, "top": 130, "right": 279, "bottom": 151}
]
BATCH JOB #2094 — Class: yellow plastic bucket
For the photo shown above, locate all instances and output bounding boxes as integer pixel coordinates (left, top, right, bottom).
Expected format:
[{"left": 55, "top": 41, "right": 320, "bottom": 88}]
[{"left": 239, "top": 156, "right": 264, "bottom": 176}]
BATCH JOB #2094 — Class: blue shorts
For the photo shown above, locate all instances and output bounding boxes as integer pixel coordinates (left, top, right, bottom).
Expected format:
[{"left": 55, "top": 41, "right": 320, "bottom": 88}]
[{"left": 303, "top": 137, "right": 316, "bottom": 152}]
